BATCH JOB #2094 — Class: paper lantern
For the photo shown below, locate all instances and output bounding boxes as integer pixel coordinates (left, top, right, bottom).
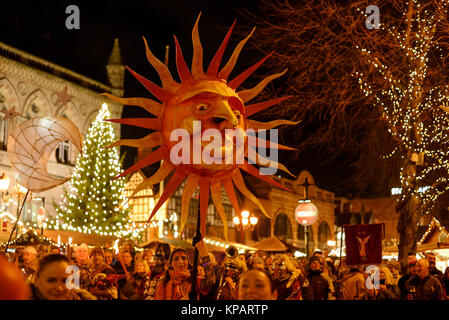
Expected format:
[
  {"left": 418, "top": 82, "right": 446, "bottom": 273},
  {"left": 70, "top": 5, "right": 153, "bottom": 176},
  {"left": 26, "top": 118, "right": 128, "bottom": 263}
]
[{"left": 103, "top": 14, "right": 299, "bottom": 240}]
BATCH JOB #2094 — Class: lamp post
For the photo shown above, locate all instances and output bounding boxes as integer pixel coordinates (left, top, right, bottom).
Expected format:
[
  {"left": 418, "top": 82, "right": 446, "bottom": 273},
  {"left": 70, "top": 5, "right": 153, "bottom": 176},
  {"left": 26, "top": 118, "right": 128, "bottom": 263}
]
[
  {"left": 295, "top": 178, "right": 318, "bottom": 259},
  {"left": 233, "top": 210, "right": 258, "bottom": 243}
]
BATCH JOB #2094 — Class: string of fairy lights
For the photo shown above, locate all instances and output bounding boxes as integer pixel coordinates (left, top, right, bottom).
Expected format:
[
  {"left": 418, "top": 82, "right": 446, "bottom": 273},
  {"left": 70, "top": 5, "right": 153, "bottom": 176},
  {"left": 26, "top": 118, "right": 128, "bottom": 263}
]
[
  {"left": 417, "top": 216, "right": 449, "bottom": 245},
  {"left": 355, "top": 0, "right": 449, "bottom": 215}
]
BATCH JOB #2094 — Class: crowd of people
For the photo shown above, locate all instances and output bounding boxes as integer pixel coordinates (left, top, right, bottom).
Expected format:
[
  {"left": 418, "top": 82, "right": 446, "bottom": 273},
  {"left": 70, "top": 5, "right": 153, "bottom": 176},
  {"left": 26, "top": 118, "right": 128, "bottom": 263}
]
[{"left": 1, "top": 239, "right": 449, "bottom": 300}]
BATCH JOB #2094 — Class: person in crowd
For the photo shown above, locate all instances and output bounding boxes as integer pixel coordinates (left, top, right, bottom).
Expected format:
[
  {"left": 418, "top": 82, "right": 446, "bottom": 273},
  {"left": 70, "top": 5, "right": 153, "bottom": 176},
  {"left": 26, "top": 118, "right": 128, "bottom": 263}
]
[
  {"left": 104, "top": 249, "right": 115, "bottom": 266},
  {"left": 398, "top": 256, "right": 417, "bottom": 299},
  {"left": 386, "top": 260, "right": 401, "bottom": 286},
  {"left": 49, "top": 245, "right": 60, "bottom": 255},
  {"left": 271, "top": 254, "right": 306, "bottom": 300},
  {"left": 238, "top": 268, "right": 278, "bottom": 300},
  {"left": 90, "top": 246, "right": 115, "bottom": 277},
  {"left": 216, "top": 246, "right": 247, "bottom": 300},
  {"left": 22, "top": 246, "right": 38, "bottom": 283},
  {"left": 122, "top": 240, "right": 136, "bottom": 258},
  {"left": 154, "top": 241, "right": 215, "bottom": 300},
  {"left": 264, "top": 255, "right": 273, "bottom": 274},
  {"left": 443, "top": 267, "right": 449, "bottom": 300},
  {"left": 119, "top": 258, "right": 150, "bottom": 300},
  {"left": 143, "top": 243, "right": 170, "bottom": 300},
  {"left": 112, "top": 249, "right": 134, "bottom": 275},
  {"left": 339, "top": 264, "right": 367, "bottom": 300},
  {"left": 36, "top": 244, "right": 49, "bottom": 258},
  {"left": 404, "top": 259, "right": 443, "bottom": 300},
  {"left": 88, "top": 247, "right": 118, "bottom": 300},
  {"left": 425, "top": 252, "right": 444, "bottom": 285},
  {"left": 12, "top": 246, "right": 25, "bottom": 269},
  {"left": 143, "top": 249, "right": 153, "bottom": 267},
  {"left": 371, "top": 267, "right": 401, "bottom": 300},
  {"left": 74, "top": 243, "right": 93, "bottom": 289},
  {"left": 29, "top": 254, "right": 96, "bottom": 300},
  {"left": 302, "top": 256, "right": 335, "bottom": 300}
]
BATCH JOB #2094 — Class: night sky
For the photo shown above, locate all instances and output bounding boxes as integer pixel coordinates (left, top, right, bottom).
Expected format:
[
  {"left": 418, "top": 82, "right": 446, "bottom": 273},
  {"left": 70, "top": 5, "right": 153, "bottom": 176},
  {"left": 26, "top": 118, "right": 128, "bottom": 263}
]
[{"left": 0, "top": 0, "right": 355, "bottom": 197}]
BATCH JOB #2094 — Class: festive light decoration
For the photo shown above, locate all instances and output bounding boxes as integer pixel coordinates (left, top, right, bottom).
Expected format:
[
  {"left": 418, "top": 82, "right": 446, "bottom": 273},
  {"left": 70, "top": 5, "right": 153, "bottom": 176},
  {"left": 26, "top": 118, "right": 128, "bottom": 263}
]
[
  {"left": 103, "top": 14, "right": 298, "bottom": 240},
  {"left": 355, "top": 0, "right": 449, "bottom": 216},
  {"left": 51, "top": 103, "right": 136, "bottom": 238},
  {"left": 417, "top": 217, "right": 449, "bottom": 246}
]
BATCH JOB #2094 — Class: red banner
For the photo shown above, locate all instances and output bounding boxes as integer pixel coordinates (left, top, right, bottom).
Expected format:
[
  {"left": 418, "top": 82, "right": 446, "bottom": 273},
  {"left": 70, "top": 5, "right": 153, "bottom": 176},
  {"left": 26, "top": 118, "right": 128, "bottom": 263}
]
[{"left": 344, "top": 223, "right": 384, "bottom": 265}]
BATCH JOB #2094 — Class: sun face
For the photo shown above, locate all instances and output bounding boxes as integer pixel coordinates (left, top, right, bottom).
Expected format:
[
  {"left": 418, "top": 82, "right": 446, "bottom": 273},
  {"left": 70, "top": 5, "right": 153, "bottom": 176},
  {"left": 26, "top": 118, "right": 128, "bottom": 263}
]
[{"left": 102, "top": 14, "right": 299, "bottom": 240}]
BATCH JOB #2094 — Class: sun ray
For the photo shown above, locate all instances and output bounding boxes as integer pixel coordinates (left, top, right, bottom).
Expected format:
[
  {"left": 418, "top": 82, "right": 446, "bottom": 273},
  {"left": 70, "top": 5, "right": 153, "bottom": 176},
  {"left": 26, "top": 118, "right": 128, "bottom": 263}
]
[
  {"left": 127, "top": 161, "right": 175, "bottom": 200},
  {"left": 104, "top": 132, "right": 162, "bottom": 149},
  {"left": 231, "top": 170, "right": 271, "bottom": 218},
  {"left": 180, "top": 174, "right": 200, "bottom": 236},
  {"left": 246, "top": 150, "right": 296, "bottom": 177},
  {"left": 147, "top": 169, "right": 188, "bottom": 222},
  {"left": 142, "top": 36, "right": 179, "bottom": 91},
  {"left": 218, "top": 27, "right": 255, "bottom": 80},
  {"left": 207, "top": 20, "right": 236, "bottom": 76},
  {"left": 199, "top": 178, "right": 210, "bottom": 238},
  {"left": 101, "top": 93, "right": 163, "bottom": 117},
  {"left": 222, "top": 176, "right": 241, "bottom": 221},
  {"left": 114, "top": 147, "right": 165, "bottom": 179},
  {"left": 239, "top": 160, "right": 290, "bottom": 192},
  {"left": 191, "top": 13, "right": 205, "bottom": 78},
  {"left": 228, "top": 52, "right": 273, "bottom": 90},
  {"left": 174, "top": 35, "right": 194, "bottom": 83},
  {"left": 246, "top": 96, "right": 292, "bottom": 117},
  {"left": 248, "top": 137, "right": 297, "bottom": 151},
  {"left": 247, "top": 119, "right": 300, "bottom": 130},
  {"left": 210, "top": 180, "right": 229, "bottom": 241},
  {"left": 238, "top": 69, "right": 288, "bottom": 102},
  {"left": 126, "top": 66, "right": 172, "bottom": 102},
  {"left": 105, "top": 118, "right": 161, "bottom": 131}
]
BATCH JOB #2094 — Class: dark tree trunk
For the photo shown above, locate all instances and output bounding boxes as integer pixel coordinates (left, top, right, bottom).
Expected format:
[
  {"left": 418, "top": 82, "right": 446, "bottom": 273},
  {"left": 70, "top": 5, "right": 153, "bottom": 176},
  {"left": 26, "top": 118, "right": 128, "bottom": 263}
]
[{"left": 396, "top": 158, "right": 421, "bottom": 271}]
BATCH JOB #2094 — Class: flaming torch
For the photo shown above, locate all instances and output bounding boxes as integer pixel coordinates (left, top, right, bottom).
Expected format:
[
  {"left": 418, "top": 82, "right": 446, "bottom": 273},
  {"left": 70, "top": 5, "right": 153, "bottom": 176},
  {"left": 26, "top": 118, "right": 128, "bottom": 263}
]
[{"left": 113, "top": 239, "right": 127, "bottom": 274}]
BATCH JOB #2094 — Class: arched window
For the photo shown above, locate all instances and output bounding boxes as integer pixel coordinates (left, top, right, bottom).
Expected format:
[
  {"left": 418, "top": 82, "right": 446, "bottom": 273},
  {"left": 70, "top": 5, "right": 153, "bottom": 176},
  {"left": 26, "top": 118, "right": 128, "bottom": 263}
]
[
  {"left": 274, "top": 213, "right": 292, "bottom": 239},
  {"left": 256, "top": 214, "right": 271, "bottom": 239},
  {"left": 318, "top": 221, "right": 331, "bottom": 244}
]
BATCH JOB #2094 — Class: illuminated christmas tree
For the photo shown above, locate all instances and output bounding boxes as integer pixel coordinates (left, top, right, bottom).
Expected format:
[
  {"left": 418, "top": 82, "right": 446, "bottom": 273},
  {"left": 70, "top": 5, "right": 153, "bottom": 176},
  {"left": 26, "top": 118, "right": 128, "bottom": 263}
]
[{"left": 53, "top": 103, "right": 135, "bottom": 238}]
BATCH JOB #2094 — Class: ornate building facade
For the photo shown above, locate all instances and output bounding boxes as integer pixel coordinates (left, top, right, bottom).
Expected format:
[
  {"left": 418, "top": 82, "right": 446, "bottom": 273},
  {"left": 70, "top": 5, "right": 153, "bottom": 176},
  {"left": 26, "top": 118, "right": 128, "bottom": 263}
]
[{"left": 0, "top": 39, "right": 124, "bottom": 228}]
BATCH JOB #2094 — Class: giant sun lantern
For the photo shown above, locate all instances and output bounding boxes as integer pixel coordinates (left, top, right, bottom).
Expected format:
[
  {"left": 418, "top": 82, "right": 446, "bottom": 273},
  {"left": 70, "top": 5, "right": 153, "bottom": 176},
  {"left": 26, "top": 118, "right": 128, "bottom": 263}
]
[{"left": 103, "top": 15, "right": 299, "bottom": 240}]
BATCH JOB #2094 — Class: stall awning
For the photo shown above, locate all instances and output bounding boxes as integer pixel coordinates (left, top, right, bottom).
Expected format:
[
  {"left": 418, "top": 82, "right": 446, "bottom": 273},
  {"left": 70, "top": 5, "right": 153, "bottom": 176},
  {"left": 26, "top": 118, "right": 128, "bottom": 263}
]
[{"left": 251, "top": 236, "right": 287, "bottom": 252}]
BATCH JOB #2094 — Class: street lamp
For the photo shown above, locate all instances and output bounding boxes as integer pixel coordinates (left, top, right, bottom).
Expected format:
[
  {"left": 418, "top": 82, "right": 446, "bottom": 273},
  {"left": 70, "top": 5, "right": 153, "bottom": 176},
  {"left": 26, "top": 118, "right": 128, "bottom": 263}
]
[{"left": 233, "top": 210, "right": 258, "bottom": 231}]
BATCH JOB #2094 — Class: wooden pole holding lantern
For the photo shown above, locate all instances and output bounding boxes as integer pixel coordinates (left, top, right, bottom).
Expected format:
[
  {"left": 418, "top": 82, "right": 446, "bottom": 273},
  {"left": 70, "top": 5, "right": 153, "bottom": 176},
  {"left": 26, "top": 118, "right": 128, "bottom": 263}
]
[{"left": 4, "top": 190, "right": 30, "bottom": 253}]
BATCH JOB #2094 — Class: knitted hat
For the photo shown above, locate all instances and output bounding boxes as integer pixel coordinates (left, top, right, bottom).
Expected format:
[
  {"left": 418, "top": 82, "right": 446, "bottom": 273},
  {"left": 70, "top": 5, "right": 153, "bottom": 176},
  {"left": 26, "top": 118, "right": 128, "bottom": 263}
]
[{"left": 309, "top": 256, "right": 322, "bottom": 266}]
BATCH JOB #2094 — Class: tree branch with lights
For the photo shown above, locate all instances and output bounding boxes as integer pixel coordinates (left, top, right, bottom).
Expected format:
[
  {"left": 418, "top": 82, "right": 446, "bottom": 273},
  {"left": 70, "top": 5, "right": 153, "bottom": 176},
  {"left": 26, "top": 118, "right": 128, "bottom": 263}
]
[{"left": 247, "top": 0, "right": 449, "bottom": 268}]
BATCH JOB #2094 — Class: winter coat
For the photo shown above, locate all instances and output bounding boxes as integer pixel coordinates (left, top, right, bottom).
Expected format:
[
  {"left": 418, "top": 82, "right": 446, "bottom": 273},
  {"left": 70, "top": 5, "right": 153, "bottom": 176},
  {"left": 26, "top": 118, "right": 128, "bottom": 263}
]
[
  {"left": 302, "top": 271, "right": 335, "bottom": 300},
  {"left": 373, "top": 284, "right": 401, "bottom": 300},
  {"left": 339, "top": 271, "right": 366, "bottom": 300},
  {"left": 404, "top": 275, "right": 443, "bottom": 300}
]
